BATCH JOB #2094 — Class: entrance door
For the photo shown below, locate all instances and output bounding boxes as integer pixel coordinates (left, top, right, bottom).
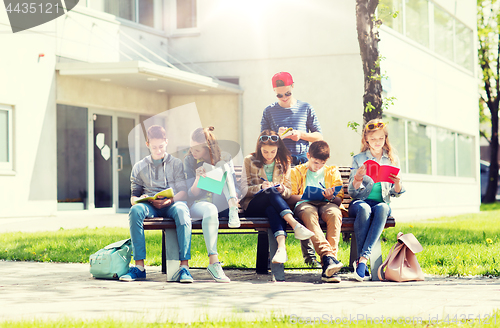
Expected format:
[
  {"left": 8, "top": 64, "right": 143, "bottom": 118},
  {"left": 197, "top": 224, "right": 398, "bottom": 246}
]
[
  {"left": 89, "top": 110, "right": 139, "bottom": 212},
  {"left": 116, "top": 116, "right": 137, "bottom": 212}
]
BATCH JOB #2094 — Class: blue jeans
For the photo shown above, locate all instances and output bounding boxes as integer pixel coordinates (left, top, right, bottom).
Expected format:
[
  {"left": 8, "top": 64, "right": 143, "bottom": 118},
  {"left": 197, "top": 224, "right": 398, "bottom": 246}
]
[
  {"left": 190, "top": 201, "right": 229, "bottom": 256},
  {"left": 244, "top": 187, "right": 293, "bottom": 237},
  {"left": 128, "top": 201, "right": 191, "bottom": 261},
  {"left": 349, "top": 199, "right": 391, "bottom": 259},
  {"left": 292, "top": 152, "right": 308, "bottom": 165}
]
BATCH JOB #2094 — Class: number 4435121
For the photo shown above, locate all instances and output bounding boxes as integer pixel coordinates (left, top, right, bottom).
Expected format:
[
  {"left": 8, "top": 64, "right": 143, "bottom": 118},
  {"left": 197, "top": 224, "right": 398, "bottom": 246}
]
[
  {"left": 5, "top": 2, "right": 61, "bottom": 14},
  {"left": 443, "top": 313, "right": 496, "bottom": 324}
]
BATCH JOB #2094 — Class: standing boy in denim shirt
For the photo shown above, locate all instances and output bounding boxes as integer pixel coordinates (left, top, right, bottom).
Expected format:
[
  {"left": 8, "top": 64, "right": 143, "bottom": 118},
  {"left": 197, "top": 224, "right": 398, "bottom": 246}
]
[
  {"left": 290, "top": 141, "right": 345, "bottom": 283},
  {"left": 120, "top": 125, "right": 193, "bottom": 283}
]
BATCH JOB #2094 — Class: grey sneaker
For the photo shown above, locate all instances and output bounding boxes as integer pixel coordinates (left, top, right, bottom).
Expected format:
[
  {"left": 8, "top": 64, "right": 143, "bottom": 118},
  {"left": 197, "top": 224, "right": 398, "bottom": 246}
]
[
  {"left": 228, "top": 207, "right": 241, "bottom": 228},
  {"left": 207, "top": 262, "right": 230, "bottom": 283}
]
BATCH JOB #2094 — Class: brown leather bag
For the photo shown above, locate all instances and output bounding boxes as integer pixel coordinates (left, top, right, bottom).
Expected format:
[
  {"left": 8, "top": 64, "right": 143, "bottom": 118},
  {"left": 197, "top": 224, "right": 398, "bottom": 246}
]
[{"left": 378, "top": 232, "right": 425, "bottom": 282}]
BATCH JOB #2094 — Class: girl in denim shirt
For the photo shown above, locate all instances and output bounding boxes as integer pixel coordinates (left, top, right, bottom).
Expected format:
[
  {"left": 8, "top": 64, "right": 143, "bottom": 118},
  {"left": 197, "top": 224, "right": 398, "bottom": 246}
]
[{"left": 348, "top": 119, "right": 405, "bottom": 281}]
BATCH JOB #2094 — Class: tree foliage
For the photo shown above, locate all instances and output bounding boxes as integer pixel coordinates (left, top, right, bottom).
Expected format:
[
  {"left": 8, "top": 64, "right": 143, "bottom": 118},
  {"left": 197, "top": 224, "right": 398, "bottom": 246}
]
[{"left": 478, "top": 0, "right": 500, "bottom": 203}]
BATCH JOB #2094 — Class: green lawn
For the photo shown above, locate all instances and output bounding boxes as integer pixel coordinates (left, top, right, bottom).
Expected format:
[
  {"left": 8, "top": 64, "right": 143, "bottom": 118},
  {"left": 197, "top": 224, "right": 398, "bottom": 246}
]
[
  {"left": 1, "top": 313, "right": 499, "bottom": 328},
  {"left": 1, "top": 208, "right": 499, "bottom": 277}
]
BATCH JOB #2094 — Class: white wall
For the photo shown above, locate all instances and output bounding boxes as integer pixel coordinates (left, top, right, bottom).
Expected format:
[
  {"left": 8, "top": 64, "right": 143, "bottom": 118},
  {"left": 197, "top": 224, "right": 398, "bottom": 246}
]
[
  {"left": 378, "top": 0, "right": 480, "bottom": 218},
  {"left": 0, "top": 12, "right": 58, "bottom": 217}
]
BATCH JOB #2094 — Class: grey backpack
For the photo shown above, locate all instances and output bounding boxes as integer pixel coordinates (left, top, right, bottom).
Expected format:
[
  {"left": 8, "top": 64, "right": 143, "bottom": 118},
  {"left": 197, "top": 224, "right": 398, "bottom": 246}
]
[{"left": 89, "top": 239, "right": 132, "bottom": 279}]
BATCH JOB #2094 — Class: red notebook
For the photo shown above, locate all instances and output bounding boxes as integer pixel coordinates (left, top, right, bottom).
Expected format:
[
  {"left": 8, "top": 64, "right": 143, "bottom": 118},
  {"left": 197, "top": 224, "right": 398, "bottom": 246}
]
[{"left": 363, "top": 160, "right": 400, "bottom": 183}]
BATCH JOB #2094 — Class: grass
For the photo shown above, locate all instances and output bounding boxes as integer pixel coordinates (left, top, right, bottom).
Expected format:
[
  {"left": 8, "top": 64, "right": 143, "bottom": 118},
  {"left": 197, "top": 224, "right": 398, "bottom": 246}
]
[
  {"left": 1, "top": 208, "right": 499, "bottom": 276},
  {"left": 1, "top": 312, "right": 500, "bottom": 328}
]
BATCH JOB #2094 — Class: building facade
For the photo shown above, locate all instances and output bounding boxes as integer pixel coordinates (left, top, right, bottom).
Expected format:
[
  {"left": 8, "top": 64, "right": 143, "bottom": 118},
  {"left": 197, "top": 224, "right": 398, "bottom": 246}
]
[{"left": 0, "top": 0, "right": 479, "bottom": 219}]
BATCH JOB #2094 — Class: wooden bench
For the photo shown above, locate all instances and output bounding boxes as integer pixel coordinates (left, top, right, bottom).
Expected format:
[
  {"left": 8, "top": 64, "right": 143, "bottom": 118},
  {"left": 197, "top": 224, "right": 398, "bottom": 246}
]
[{"left": 143, "top": 166, "right": 395, "bottom": 281}]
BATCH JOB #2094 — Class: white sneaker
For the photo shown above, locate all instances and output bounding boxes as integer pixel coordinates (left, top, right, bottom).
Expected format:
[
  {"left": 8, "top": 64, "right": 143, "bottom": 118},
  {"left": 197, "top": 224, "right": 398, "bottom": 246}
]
[
  {"left": 207, "top": 262, "right": 230, "bottom": 283},
  {"left": 228, "top": 207, "right": 241, "bottom": 228},
  {"left": 272, "top": 248, "right": 288, "bottom": 263},
  {"left": 293, "top": 223, "right": 315, "bottom": 240}
]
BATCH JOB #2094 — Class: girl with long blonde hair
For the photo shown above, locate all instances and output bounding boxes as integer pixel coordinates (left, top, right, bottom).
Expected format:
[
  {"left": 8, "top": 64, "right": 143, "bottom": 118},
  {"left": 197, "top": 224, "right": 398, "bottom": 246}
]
[{"left": 348, "top": 118, "right": 405, "bottom": 281}]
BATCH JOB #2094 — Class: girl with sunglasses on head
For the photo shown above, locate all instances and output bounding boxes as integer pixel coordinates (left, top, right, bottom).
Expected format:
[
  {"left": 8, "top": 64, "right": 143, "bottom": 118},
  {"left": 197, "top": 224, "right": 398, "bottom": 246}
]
[
  {"left": 348, "top": 118, "right": 405, "bottom": 282},
  {"left": 240, "top": 130, "right": 315, "bottom": 264},
  {"left": 184, "top": 126, "right": 240, "bottom": 283}
]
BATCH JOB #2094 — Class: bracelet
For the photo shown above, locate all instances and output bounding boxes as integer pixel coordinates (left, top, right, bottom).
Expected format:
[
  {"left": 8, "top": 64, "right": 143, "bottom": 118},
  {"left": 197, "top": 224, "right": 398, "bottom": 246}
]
[{"left": 354, "top": 175, "right": 363, "bottom": 182}]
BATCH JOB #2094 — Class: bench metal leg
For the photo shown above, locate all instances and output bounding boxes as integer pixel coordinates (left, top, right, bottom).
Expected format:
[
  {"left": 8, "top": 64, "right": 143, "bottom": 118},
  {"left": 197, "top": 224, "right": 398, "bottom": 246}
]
[
  {"left": 349, "top": 232, "right": 357, "bottom": 271},
  {"left": 163, "top": 229, "right": 180, "bottom": 282},
  {"left": 369, "top": 237, "right": 383, "bottom": 281},
  {"left": 349, "top": 232, "right": 383, "bottom": 281},
  {"left": 161, "top": 230, "right": 166, "bottom": 274},
  {"left": 256, "top": 230, "right": 269, "bottom": 274},
  {"left": 267, "top": 229, "right": 285, "bottom": 282}
]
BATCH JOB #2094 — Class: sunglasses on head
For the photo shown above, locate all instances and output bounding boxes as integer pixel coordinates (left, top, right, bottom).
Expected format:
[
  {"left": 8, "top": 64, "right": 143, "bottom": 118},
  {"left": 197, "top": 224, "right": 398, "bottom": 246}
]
[
  {"left": 260, "top": 135, "right": 279, "bottom": 142},
  {"left": 365, "top": 122, "right": 385, "bottom": 131},
  {"left": 276, "top": 91, "right": 292, "bottom": 99}
]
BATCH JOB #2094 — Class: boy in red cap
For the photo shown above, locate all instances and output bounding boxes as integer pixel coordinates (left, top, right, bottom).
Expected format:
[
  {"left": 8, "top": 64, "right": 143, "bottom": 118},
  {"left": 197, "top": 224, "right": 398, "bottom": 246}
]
[
  {"left": 261, "top": 71, "right": 324, "bottom": 268},
  {"left": 262, "top": 72, "right": 323, "bottom": 165}
]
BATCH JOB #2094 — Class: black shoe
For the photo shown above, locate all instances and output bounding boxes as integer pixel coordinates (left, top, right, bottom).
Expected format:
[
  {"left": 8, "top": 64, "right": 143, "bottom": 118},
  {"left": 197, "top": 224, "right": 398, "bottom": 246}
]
[
  {"left": 322, "top": 255, "right": 343, "bottom": 277},
  {"left": 305, "top": 258, "right": 322, "bottom": 268},
  {"left": 321, "top": 272, "right": 341, "bottom": 283}
]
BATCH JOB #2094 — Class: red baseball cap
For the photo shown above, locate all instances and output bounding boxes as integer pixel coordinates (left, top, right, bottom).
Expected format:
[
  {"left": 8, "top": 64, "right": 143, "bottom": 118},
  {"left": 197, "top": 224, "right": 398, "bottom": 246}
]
[{"left": 272, "top": 72, "right": 293, "bottom": 88}]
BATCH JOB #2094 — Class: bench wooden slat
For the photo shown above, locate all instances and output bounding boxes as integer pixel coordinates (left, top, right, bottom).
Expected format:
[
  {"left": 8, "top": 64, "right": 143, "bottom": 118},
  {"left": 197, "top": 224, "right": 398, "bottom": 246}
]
[{"left": 144, "top": 216, "right": 395, "bottom": 231}]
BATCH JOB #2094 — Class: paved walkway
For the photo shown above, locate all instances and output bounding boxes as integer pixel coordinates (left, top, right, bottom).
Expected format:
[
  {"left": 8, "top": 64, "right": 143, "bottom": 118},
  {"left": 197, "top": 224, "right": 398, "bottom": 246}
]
[
  {"left": 1, "top": 213, "right": 499, "bottom": 323},
  {"left": 1, "top": 261, "right": 499, "bottom": 323}
]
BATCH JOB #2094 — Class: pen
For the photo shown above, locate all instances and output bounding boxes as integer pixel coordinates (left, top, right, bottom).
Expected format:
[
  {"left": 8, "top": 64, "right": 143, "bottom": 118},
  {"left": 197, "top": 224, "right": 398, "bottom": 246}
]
[
  {"left": 281, "top": 127, "right": 293, "bottom": 136},
  {"left": 319, "top": 182, "right": 326, "bottom": 189},
  {"left": 260, "top": 177, "right": 267, "bottom": 181}
]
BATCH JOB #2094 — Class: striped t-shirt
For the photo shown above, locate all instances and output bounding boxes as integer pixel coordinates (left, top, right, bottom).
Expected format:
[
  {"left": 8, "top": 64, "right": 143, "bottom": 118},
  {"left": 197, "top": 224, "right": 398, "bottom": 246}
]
[{"left": 260, "top": 100, "right": 322, "bottom": 155}]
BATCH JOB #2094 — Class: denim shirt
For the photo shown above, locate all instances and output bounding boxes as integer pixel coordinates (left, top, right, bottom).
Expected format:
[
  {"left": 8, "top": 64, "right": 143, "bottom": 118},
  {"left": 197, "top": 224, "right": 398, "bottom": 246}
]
[{"left": 348, "top": 150, "right": 405, "bottom": 204}]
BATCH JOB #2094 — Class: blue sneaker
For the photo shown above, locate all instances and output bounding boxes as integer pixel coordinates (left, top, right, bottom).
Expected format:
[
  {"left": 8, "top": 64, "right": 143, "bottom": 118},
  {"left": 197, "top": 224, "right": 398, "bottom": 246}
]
[
  {"left": 172, "top": 267, "right": 194, "bottom": 283},
  {"left": 119, "top": 267, "right": 146, "bottom": 281},
  {"left": 353, "top": 260, "right": 366, "bottom": 282}
]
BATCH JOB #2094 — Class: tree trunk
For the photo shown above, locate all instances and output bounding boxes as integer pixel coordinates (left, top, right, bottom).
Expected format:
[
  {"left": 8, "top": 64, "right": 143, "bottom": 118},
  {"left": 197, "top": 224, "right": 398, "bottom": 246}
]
[
  {"left": 484, "top": 103, "right": 499, "bottom": 203},
  {"left": 356, "top": 0, "right": 383, "bottom": 126}
]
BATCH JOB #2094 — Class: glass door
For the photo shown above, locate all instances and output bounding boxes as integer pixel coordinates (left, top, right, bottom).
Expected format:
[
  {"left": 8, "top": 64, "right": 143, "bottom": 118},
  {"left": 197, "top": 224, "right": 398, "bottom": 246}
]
[
  {"left": 93, "top": 113, "right": 113, "bottom": 208},
  {"left": 89, "top": 110, "right": 139, "bottom": 212},
  {"left": 116, "top": 116, "right": 137, "bottom": 212}
]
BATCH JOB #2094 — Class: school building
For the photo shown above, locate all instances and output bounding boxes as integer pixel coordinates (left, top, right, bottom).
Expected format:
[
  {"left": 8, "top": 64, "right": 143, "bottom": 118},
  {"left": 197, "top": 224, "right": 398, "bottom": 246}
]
[{"left": 0, "top": 0, "right": 478, "bottom": 219}]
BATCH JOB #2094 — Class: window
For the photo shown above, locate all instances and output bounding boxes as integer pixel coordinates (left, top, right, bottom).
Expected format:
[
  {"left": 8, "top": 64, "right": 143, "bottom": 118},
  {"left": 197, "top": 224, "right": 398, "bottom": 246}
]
[
  {"left": 434, "top": 6, "right": 454, "bottom": 60},
  {"left": 436, "top": 128, "right": 456, "bottom": 176},
  {"left": 380, "top": 1, "right": 474, "bottom": 71},
  {"left": 379, "top": 0, "right": 403, "bottom": 34},
  {"left": 90, "top": 0, "right": 163, "bottom": 29},
  {"left": 0, "top": 104, "right": 13, "bottom": 172},
  {"left": 406, "top": 0, "right": 429, "bottom": 47},
  {"left": 457, "top": 133, "right": 475, "bottom": 177},
  {"left": 57, "top": 105, "right": 88, "bottom": 210},
  {"left": 384, "top": 115, "right": 407, "bottom": 173},
  {"left": 407, "top": 121, "right": 432, "bottom": 174},
  {"left": 385, "top": 115, "right": 476, "bottom": 178},
  {"left": 176, "top": 0, "right": 197, "bottom": 29},
  {"left": 455, "top": 21, "right": 474, "bottom": 71}
]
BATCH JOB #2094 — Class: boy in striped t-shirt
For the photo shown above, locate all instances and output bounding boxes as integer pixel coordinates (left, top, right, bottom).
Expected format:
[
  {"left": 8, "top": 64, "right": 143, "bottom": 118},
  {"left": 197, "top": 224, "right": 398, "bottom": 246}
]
[
  {"left": 260, "top": 72, "right": 323, "bottom": 165},
  {"left": 261, "top": 72, "right": 324, "bottom": 268}
]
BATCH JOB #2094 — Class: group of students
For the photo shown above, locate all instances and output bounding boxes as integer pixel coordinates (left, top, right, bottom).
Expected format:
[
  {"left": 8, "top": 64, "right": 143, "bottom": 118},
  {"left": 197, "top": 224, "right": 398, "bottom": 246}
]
[{"left": 120, "top": 72, "right": 405, "bottom": 284}]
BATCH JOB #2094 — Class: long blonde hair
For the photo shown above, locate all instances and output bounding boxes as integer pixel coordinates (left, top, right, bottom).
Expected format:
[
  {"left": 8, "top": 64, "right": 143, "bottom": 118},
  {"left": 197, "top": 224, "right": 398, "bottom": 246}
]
[{"left": 360, "top": 118, "right": 397, "bottom": 165}]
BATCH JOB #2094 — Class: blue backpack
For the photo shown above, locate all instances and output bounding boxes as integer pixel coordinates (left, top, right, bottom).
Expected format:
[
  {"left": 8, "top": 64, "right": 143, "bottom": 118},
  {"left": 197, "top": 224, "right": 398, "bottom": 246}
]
[{"left": 89, "top": 239, "right": 132, "bottom": 279}]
